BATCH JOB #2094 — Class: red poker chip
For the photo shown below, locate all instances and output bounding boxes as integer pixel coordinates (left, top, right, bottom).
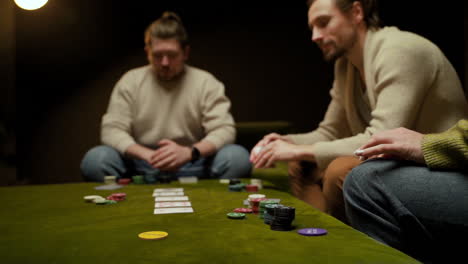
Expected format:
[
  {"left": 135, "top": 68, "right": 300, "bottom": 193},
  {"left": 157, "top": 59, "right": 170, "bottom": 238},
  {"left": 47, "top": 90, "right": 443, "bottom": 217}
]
[
  {"left": 118, "top": 178, "right": 131, "bottom": 185},
  {"left": 245, "top": 185, "right": 259, "bottom": 192},
  {"left": 107, "top": 196, "right": 125, "bottom": 201},
  {"left": 233, "top": 208, "right": 253, "bottom": 213},
  {"left": 107, "top": 193, "right": 126, "bottom": 201},
  {"left": 250, "top": 198, "right": 266, "bottom": 203},
  {"left": 111, "top": 193, "right": 126, "bottom": 198}
]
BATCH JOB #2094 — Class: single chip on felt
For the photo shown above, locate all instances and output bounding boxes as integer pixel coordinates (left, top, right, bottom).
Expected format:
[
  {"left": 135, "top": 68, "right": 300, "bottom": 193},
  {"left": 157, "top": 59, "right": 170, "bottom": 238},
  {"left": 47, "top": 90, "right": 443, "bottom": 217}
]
[
  {"left": 138, "top": 231, "right": 168, "bottom": 240},
  {"left": 227, "top": 212, "right": 246, "bottom": 219},
  {"left": 297, "top": 228, "right": 328, "bottom": 236},
  {"left": 233, "top": 208, "right": 253, "bottom": 213}
]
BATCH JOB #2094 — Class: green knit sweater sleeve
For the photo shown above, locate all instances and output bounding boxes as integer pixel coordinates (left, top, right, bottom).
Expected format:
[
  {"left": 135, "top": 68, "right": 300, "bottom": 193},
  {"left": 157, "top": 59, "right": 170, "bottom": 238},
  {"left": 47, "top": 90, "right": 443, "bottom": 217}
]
[{"left": 422, "top": 119, "right": 468, "bottom": 171}]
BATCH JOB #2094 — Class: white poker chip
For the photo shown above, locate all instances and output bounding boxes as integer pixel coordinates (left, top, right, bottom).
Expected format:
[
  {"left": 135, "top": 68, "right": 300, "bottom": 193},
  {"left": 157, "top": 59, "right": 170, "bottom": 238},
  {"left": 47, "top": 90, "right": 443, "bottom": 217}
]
[
  {"left": 250, "top": 178, "right": 263, "bottom": 189},
  {"left": 84, "top": 195, "right": 105, "bottom": 203},
  {"left": 253, "top": 146, "right": 263, "bottom": 155},
  {"left": 92, "top": 197, "right": 107, "bottom": 203},
  {"left": 248, "top": 194, "right": 266, "bottom": 200},
  {"left": 219, "top": 179, "right": 230, "bottom": 184}
]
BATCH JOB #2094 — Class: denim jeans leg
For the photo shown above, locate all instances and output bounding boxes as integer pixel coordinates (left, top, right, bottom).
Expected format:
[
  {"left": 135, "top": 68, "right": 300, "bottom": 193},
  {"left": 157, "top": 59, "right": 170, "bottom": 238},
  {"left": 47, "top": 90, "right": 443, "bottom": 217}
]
[
  {"left": 343, "top": 159, "right": 468, "bottom": 263},
  {"left": 80, "top": 145, "right": 128, "bottom": 182},
  {"left": 175, "top": 158, "right": 208, "bottom": 178},
  {"left": 209, "top": 144, "right": 252, "bottom": 179}
]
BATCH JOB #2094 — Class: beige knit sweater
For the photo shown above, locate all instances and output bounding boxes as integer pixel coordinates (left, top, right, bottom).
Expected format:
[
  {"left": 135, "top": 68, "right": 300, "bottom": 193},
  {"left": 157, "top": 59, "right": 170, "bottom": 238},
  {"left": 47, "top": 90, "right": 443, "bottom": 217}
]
[
  {"left": 288, "top": 27, "right": 468, "bottom": 169},
  {"left": 101, "top": 65, "right": 236, "bottom": 154}
]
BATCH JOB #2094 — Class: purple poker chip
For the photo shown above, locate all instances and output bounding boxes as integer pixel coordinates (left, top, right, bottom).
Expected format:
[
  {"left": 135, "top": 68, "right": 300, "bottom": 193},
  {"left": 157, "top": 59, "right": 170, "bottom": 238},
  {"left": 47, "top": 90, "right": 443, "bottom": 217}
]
[{"left": 297, "top": 228, "right": 328, "bottom": 236}]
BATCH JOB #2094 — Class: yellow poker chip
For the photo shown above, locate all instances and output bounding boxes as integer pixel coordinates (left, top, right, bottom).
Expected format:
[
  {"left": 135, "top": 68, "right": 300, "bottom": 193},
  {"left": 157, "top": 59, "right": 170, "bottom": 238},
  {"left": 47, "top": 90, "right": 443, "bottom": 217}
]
[{"left": 138, "top": 231, "right": 168, "bottom": 240}]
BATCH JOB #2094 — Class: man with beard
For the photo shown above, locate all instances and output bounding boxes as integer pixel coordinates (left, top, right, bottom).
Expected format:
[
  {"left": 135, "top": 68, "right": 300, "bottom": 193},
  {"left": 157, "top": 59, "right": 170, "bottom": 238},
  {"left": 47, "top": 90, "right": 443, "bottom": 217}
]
[
  {"left": 81, "top": 12, "right": 251, "bottom": 183},
  {"left": 250, "top": 0, "right": 468, "bottom": 223}
]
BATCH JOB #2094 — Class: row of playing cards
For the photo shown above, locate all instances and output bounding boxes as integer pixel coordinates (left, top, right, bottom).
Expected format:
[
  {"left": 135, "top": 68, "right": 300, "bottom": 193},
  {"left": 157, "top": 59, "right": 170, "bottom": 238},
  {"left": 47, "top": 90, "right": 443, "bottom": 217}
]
[{"left": 153, "top": 188, "right": 194, "bottom": 214}]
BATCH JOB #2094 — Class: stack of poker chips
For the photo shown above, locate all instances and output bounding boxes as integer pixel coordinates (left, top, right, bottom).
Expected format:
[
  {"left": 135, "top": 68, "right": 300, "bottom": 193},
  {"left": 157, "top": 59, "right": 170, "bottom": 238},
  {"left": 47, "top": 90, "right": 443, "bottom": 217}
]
[
  {"left": 245, "top": 184, "right": 259, "bottom": 192},
  {"left": 117, "top": 178, "right": 131, "bottom": 185},
  {"left": 106, "top": 193, "right": 126, "bottom": 201},
  {"left": 144, "top": 172, "right": 158, "bottom": 184},
  {"left": 228, "top": 179, "right": 245, "bottom": 192},
  {"left": 259, "top": 199, "right": 280, "bottom": 219},
  {"left": 228, "top": 183, "right": 246, "bottom": 192},
  {"left": 270, "top": 205, "right": 295, "bottom": 231},
  {"left": 247, "top": 194, "right": 266, "bottom": 212},
  {"left": 250, "top": 178, "right": 263, "bottom": 189},
  {"left": 229, "top": 179, "right": 241, "bottom": 185},
  {"left": 264, "top": 204, "right": 280, "bottom": 225},
  {"left": 104, "top": 175, "right": 116, "bottom": 185},
  {"left": 84, "top": 194, "right": 125, "bottom": 205},
  {"left": 132, "top": 175, "right": 145, "bottom": 184},
  {"left": 158, "top": 172, "right": 174, "bottom": 184},
  {"left": 249, "top": 198, "right": 266, "bottom": 213}
]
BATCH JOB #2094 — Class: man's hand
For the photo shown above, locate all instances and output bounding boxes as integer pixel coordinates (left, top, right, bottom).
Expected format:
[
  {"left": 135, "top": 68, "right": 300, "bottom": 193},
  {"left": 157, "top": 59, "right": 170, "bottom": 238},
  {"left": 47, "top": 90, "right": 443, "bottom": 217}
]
[
  {"left": 250, "top": 133, "right": 293, "bottom": 162},
  {"left": 354, "top": 127, "right": 425, "bottom": 163},
  {"left": 252, "top": 140, "right": 301, "bottom": 168},
  {"left": 150, "top": 139, "right": 192, "bottom": 171}
]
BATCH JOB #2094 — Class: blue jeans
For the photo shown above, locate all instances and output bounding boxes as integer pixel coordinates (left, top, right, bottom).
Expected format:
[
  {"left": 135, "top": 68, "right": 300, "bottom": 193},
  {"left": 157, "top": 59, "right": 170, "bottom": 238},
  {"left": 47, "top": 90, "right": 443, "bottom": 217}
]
[
  {"left": 343, "top": 159, "right": 468, "bottom": 263},
  {"left": 80, "top": 144, "right": 252, "bottom": 183}
]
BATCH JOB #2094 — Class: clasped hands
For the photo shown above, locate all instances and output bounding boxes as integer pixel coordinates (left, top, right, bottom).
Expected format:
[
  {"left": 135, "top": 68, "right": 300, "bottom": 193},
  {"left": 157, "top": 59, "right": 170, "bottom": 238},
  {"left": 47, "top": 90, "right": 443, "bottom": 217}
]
[{"left": 145, "top": 139, "right": 192, "bottom": 171}]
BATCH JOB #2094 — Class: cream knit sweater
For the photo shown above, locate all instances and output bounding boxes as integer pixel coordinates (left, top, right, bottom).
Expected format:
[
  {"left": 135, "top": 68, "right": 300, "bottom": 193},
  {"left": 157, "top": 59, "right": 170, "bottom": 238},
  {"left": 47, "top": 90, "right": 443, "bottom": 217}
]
[
  {"left": 101, "top": 65, "right": 236, "bottom": 154},
  {"left": 288, "top": 27, "right": 468, "bottom": 169}
]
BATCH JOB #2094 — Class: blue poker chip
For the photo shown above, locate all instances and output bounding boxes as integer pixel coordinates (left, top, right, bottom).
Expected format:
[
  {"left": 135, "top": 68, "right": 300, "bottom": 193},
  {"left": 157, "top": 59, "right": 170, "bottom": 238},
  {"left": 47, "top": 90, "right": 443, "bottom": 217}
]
[{"left": 297, "top": 228, "right": 327, "bottom": 236}]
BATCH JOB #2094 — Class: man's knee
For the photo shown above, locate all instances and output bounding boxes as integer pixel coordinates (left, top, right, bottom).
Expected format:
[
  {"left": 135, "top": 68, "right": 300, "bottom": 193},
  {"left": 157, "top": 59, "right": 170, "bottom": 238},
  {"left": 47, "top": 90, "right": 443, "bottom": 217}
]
[
  {"left": 343, "top": 161, "right": 378, "bottom": 202},
  {"left": 287, "top": 161, "right": 302, "bottom": 178},
  {"left": 324, "top": 156, "right": 361, "bottom": 187},
  {"left": 212, "top": 144, "right": 252, "bottom": 178},
  {"left": 288, "top": 161, "right": 319, "bottom": 183},
  {"left": 80, "top": 145, "right": 121, "bottom": 181}
]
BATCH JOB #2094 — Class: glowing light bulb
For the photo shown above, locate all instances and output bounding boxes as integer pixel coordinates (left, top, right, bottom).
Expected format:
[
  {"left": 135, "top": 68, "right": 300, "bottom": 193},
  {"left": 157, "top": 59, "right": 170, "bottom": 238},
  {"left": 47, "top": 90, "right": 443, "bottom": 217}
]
[{"left": 14, "top": 0, "right": 48, "bottom": 11}]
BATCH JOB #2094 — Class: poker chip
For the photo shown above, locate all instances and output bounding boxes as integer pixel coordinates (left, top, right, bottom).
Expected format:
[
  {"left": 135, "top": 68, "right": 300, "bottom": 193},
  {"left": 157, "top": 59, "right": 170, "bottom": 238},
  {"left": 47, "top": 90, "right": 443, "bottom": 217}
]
[
  {"left": 245, "top": 184, "right": 258, "bottom": 192},
  {"left": 297, "top": 228, "right": 328, "bottom": 236},
  {"left": 253, "top": 146, "right": 263, "bottom": 155},
  {"left": 219, "top": 179, "right": 230, "bottom": 184},
  {"left": 92, "top": 197, "right": 107, "bottom": 204},
  {"left": 250, "top": 178, "right": 263, "bottom": 189},
  {"left": 248, "top": 194, "right": 266, "bottom": 200},
  {"left": 132, "top": 175, "right": 145, "bottom": 184},
  {"left": 228, "top": 183, "right": 245, "bottom": 192},
  {"left": 104, "top": 175, "right": 116, "bottom": 185},
  {"left": 95, "top": 199, "right": 116, "bottom": 205},
  {"left": 249, "top": 198, "right": 266, "bottom": 213},
  {"left": 229, "top": 179, "right": 241, "bottom": 185},
  {"left": 106, "top": 192, "right": 127, "bottom": 201},
  {"left": 259, "top": 199, "right": 280, "bottom": 219},
  {"left": 227, "top": 212, "right": 246, "bottom": 219},
  {"left": 117, "top": 178, "right": 131, "bottom": 185},
  {"left": 112, "top": 193, "right": 126, "bottom": 198},
  {"left": 270, "top": 205, "right": 295, "bottom": 231},
  {"left": 138, "top": 231, "right": 168, "bottom": 240},
  {"left": 233, "top": 208, "right": 253, "bottom": 213},
  {"left": 264, "top": 204, "right": 280, "bottom": 225},
  {"left": 83, "top": 195, "right": 104, "bottom": 203}
]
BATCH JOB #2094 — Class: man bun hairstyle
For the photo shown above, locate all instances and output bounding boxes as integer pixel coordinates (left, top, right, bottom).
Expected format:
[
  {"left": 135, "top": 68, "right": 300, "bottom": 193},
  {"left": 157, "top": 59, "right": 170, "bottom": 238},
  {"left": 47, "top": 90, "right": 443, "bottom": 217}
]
[
  {"left": 306, "top": 0, "right": 382, "bottom": 29},
  {"left": 144, "top": 11, "right": 189, "bottom": 48}
]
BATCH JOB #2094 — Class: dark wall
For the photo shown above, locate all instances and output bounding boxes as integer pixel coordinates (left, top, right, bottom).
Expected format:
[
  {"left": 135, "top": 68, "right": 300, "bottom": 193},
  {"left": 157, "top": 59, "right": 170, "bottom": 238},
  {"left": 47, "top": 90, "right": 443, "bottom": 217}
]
[
  {"left": 13, "top": 0, "right": 466, "bottom": 184},
  {"left": 465, "top": 2, "right": 468, "bottom": 97},
  {"left": 0, "top": 0, "right": 17, "bottom": 185}
]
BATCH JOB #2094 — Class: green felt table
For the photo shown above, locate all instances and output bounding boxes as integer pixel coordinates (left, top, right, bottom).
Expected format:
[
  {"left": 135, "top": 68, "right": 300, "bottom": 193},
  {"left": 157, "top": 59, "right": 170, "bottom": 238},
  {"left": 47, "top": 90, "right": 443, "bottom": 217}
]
[{"left": 0, "top": 180, "right": 419, "bottom": 264}]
